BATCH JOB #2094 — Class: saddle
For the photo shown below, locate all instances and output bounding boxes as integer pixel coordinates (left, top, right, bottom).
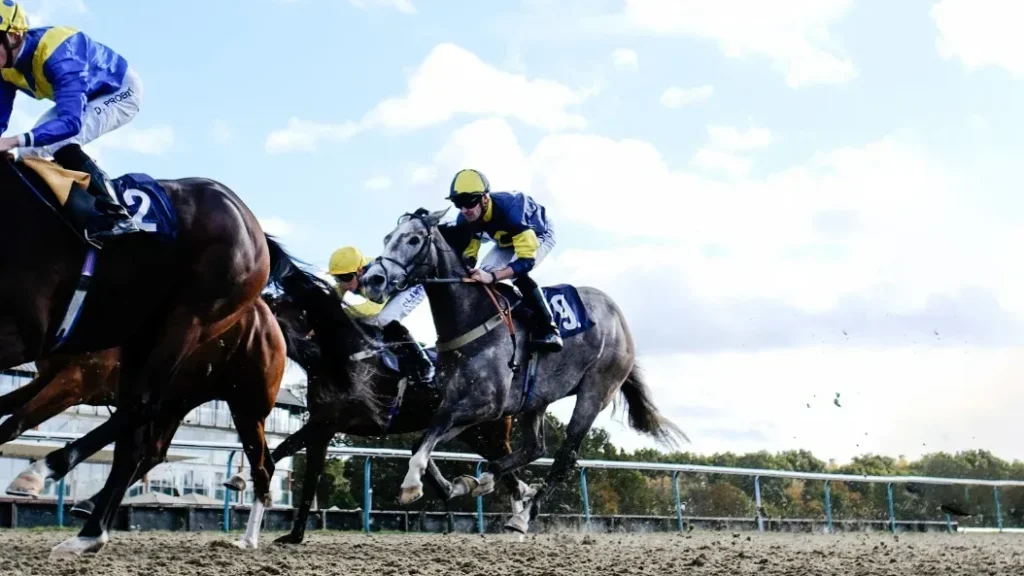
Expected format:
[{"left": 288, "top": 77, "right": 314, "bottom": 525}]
[
  {"left": 11, "top": 156, "right": 178, "bottom": 246},
  {"left": 7, "top": 156, "right": 179, "bottom": 352}
]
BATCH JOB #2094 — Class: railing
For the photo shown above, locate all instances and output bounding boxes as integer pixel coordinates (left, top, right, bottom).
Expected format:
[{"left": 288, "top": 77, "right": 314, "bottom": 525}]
[{"left": 15, "top": 430, "right": 1024, "bottom": 535}]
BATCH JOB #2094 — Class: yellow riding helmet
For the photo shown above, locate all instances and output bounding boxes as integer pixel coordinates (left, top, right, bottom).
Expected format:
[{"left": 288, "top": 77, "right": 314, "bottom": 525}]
[
  {"left": 328, "top": 246, "right": 370, "bottom": 276},
  {"left": 448, "top": 168, "right": 490, "bottom": 199},
  {"left": 0, "top": 1, "right": 28, "bottom": 33}
]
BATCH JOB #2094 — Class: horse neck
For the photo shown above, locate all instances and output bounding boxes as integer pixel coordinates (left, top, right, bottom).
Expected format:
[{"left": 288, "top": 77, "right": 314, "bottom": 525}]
[{"left": 425, "top": 229, "right": 503, "bottom": 344}]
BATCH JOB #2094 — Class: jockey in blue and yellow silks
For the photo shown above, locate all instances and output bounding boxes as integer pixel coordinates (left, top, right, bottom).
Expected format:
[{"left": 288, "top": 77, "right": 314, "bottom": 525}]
[
  {"left": 0, "top": 0, "right": 139, "bottom": 241},
  {"left": 328, "top": 245, "right": 435, "bottom": 383},
  {"left": 445, "top": 168, "right": 563, "bottom": 352}
]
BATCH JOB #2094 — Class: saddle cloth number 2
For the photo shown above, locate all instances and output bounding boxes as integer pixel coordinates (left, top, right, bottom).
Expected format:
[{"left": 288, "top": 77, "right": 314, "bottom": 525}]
[{"left": 121, "top": 188, "right": 158, "bottom": 232}]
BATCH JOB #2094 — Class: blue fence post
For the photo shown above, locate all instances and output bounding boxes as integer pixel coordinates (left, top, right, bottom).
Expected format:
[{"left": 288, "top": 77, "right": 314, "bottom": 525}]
[
  {"left": 56, "top": 478, "right": 65, "bottom": 528},
  {"left": 754, "top": 475, "right": 764, "bottom": 533},
  {"left": 886, "top": 483, "right": 895, "bottom": 534},
  {"left": 823, "top": 480, "right": 833, "bottom": 534},
  {"left": 223, "top": 450, "right": 236, "bottom": 533},
  {"left": 671, "top": 471, "right": 682, "bottom": 532},
  {"left": 994, "top": 486, "right": 1003, "bottom": 533},
  {"left": 363, "top": 457, "right": 372, "bottom": 534},
  {"left": 475, "top": 461, "right": 484, "bottom": 534},
  {"left": 945, "top": 512, "right": 953, "bottom": 534},
  {"left": 579, "top": 468, "right": 591, "bottom": 531}
]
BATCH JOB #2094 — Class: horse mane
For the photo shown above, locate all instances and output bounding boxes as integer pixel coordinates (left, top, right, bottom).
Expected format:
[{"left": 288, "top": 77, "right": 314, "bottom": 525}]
[{"left": 264, "top": 234, "right": 386, "bottom": 425}]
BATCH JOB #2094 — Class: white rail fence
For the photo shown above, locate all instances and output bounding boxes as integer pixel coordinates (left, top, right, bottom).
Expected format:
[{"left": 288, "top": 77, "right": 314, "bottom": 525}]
[{"left": 13, "top": 430, "right": 1024, "bottom": 535}]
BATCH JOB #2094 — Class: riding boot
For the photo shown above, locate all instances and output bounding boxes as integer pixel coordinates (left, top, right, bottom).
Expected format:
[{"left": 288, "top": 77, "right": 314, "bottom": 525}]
[
  {"left": 514, "top": 276, "right": 563, "bottom": 353},
  {"left": 52, "top": 144, "right": 140, "bottom": 241},
  {"left": 382, "top": 320, "right": 435, "bottom": 383}
]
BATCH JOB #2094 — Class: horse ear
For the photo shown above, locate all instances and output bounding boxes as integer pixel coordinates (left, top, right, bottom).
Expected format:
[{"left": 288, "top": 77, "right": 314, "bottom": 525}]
[{"left": 427, "top": 207, "right": 449, "bottom": 227}]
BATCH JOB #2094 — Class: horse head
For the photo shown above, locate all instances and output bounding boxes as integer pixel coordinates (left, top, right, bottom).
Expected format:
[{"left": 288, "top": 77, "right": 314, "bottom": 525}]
[{"left": 361, "top": 207, "right": 456, "bottom": 304}]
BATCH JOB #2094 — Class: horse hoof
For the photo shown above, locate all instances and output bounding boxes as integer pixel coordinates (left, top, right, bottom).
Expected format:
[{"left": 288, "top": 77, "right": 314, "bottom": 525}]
[
  {"left": 49, "top": 533, "right": 108, "bottom": 560},
  {"left": 223, "top": 475, "right": 247, "bottom": 492},
  {"left": 451, "top": 475, "right": 479, "bottom": 498},
  {"left": 504, "top": 514, "right": 529, "bottom": 534},
  {"left": 471, "top": 473, "right": 496, "bottom": 497},
  {"left": 274, "top": 533, "right": 304, "bottom": 545},
  {"left": 231, "top": 538, "right": 255, "bottom": 550},
  {"left": 399, "top": 486, "right": 423, "bottom": 505}
]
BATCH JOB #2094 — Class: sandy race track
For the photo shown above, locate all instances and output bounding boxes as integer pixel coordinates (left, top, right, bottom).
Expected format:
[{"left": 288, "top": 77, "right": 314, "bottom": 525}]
[{"left": 0, "top": 529, "right": 1019, "bottom": 575}]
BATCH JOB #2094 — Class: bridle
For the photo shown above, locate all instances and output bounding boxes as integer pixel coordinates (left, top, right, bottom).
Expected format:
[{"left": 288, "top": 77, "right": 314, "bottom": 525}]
[{"left": 370, "top": 210, "right": 521, "bottom": 371}]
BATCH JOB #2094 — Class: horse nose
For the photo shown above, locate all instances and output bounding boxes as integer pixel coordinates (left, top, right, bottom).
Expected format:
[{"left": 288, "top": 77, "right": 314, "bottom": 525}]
[{"left": 364, "top": 273, "right": 385, "bottom": 290}]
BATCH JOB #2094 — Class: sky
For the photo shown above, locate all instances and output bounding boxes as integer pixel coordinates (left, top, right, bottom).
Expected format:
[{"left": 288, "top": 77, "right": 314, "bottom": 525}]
[{"left": 8, "top": 0, "right": 1024, "bottom": 465}]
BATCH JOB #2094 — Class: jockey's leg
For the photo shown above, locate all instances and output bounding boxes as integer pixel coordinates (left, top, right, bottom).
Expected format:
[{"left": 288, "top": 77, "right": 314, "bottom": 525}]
[
  {"left": 512, "top": 227, "right": 562, "bottom": 352},
  {"left": 20, "top": 68, "right": 145, "bottom": 241},
  {"left": 373, "top": 285, "right": 434, "bottom": 383}
]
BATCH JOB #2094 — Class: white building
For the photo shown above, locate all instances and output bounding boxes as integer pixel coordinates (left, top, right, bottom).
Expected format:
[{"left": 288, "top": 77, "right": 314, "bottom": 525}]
[{"left": 0, "top": 364, "right": 306, "bottom": 507}]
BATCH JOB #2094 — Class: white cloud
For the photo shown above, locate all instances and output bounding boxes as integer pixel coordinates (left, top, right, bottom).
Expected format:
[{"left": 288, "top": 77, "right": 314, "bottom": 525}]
[
  {"left": 265, "top": 118, "right": 360, "bottom": 154},
  {"left": 212, "top": 120, "right": 231, "bottom": 144},
  {"left": 932, "top": 0, "right": 1024, "bottom": 76},
  {"left": 660, "top": 85, "right": 714, "bottom": 108},
  {"left": 392, "top": 117, "right": 1019, "bottom": 459},
  {"left": 266, "top": 43, "right": 590, "bottom": 153},
  {"left": 691, "top": 147, "right": 752, "bottom": 177},
  {"left": 621, "top": 0, "right": 856, "bottom": 88},
  {"left": 364, "top": 176, "right": 392, "bottom": 190},
  {"left": 413, "top": 118, "right": 997, "bottom": 319},
  {"left": 409, "top": 165, "right": 436, "bottom": 184},
  {"left": 706, "top": 125, "right": 773, "bottom": 151},
  {"left": 349, "top": 0, "right": 416, "bottom": 13},
  {"left": 86, "top": 125, "right": 175, "bottom": 156},
  {"left": 259, "top": 217, "right": 293, "bottom": 237},
  {"left": 611, "top": 48, "right": 639, "bottom": 70},
  {"left": 548, "top": 345, "right": 1024, "bottom": 463},
  {"left": 689, "top": 125, "right": 773, "bottom": 177}
]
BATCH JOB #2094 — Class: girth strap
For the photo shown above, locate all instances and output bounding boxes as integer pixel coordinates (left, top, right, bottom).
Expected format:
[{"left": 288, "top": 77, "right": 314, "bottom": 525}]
[{"left": 435, "top": 312, "right": 506, "bottom": 352}]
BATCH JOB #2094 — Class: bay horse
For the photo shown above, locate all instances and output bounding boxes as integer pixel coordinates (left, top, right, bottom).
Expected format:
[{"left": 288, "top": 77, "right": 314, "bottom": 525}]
[
  {"left": 3, "top": 297, "right": 289, "bottom": 555},
  {"left": 360, "top": 209, "right": 688, "bottom": 532},
  {"left": 224, "top": 242, "right": 535, "bottom": 545},
  {"left": 0, "top": 150, "right": 278, "bottom": 556}
]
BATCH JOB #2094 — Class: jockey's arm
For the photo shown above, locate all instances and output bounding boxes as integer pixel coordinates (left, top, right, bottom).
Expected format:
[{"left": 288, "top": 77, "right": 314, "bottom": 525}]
[{"left": 17, "top": 56, "right": 87, "bottom": 148}]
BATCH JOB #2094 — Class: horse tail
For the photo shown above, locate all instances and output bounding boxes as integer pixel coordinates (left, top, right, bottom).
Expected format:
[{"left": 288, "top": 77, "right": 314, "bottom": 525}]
[
  {"left": 261, "top": 233, "right": 386, "bottom": 425},
  {"left": 274, "top": 313, "right": 321, "bottom": 371},
  {"left": 619, "top": 361, "right": 690, "bottom": 448},
  {"left": 265, "top": 233, "right": 300, "bottom": 288}
]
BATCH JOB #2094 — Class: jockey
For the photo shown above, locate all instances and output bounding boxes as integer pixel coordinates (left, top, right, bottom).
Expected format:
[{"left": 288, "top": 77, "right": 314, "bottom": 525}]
[
  {"left": 0, "top": 1, "right": 139, "bottom": 241},
  {"left": 445, "top": 168, "right": 563, "bottom": 352},
  {"left": 328, "top": 245, "right": 435, "bottom": 383}
]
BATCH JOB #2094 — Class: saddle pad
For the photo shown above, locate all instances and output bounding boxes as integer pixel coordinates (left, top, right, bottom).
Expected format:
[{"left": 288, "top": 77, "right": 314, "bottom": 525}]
[
  {"left": 19, "top": 158, "right": 178, "bottom": 241},
  {"left": 110, "top": 173, "right": 179, "bottom": 240},
  {"left": 541, "top": 284, "right": 595, "bottom": 339}
]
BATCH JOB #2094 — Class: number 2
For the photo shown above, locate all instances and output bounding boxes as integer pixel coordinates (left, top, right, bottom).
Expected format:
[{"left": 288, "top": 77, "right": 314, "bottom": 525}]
[{"left": 122, "top": 189, "right": 158, "bottom": 232}]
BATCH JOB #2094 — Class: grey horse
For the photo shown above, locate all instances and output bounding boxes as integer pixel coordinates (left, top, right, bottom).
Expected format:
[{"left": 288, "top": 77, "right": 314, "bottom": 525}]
[{"left": 360, "top": 208, "right": 688, "bottom": 531}]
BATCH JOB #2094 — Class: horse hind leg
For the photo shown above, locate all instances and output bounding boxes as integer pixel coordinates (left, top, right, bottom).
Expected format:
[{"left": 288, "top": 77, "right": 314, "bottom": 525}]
[
  {"left": 229, "top": 411, "right": 273, "bottom": 550},
  {"left": 274, "top": 428, "right": 332, "bottom": 545},
  {"left": 517, "top": 387, "right": 607, "bottom": 528}
]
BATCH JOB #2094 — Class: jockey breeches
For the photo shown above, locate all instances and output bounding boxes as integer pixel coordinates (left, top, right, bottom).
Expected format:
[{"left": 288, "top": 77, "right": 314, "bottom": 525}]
[
  {"left": 479, "top": 225, "right": 556, "bottom": 273},
  {"left": 20, "top": 67, "right": 143, "bottom": 160}
]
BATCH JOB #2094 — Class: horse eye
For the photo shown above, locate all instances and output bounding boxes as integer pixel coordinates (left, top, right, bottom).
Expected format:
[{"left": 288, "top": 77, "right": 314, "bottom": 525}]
[{"left": 408, "top": 236, "right": 421, "bottom": 246}]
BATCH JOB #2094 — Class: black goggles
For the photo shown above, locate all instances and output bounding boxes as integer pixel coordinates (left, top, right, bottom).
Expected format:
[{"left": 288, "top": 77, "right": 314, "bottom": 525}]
[
  {"left": 451, "top": 193, "right": 483, "bottom": 209},
  {"left": 333, "top": 272, "right": 357, "bottom": 283}
]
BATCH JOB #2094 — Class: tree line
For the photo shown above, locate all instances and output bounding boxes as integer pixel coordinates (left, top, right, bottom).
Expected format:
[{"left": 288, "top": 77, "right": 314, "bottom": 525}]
[{"left": 290, "top": 413, "right": 1024, "bottom": 528}]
